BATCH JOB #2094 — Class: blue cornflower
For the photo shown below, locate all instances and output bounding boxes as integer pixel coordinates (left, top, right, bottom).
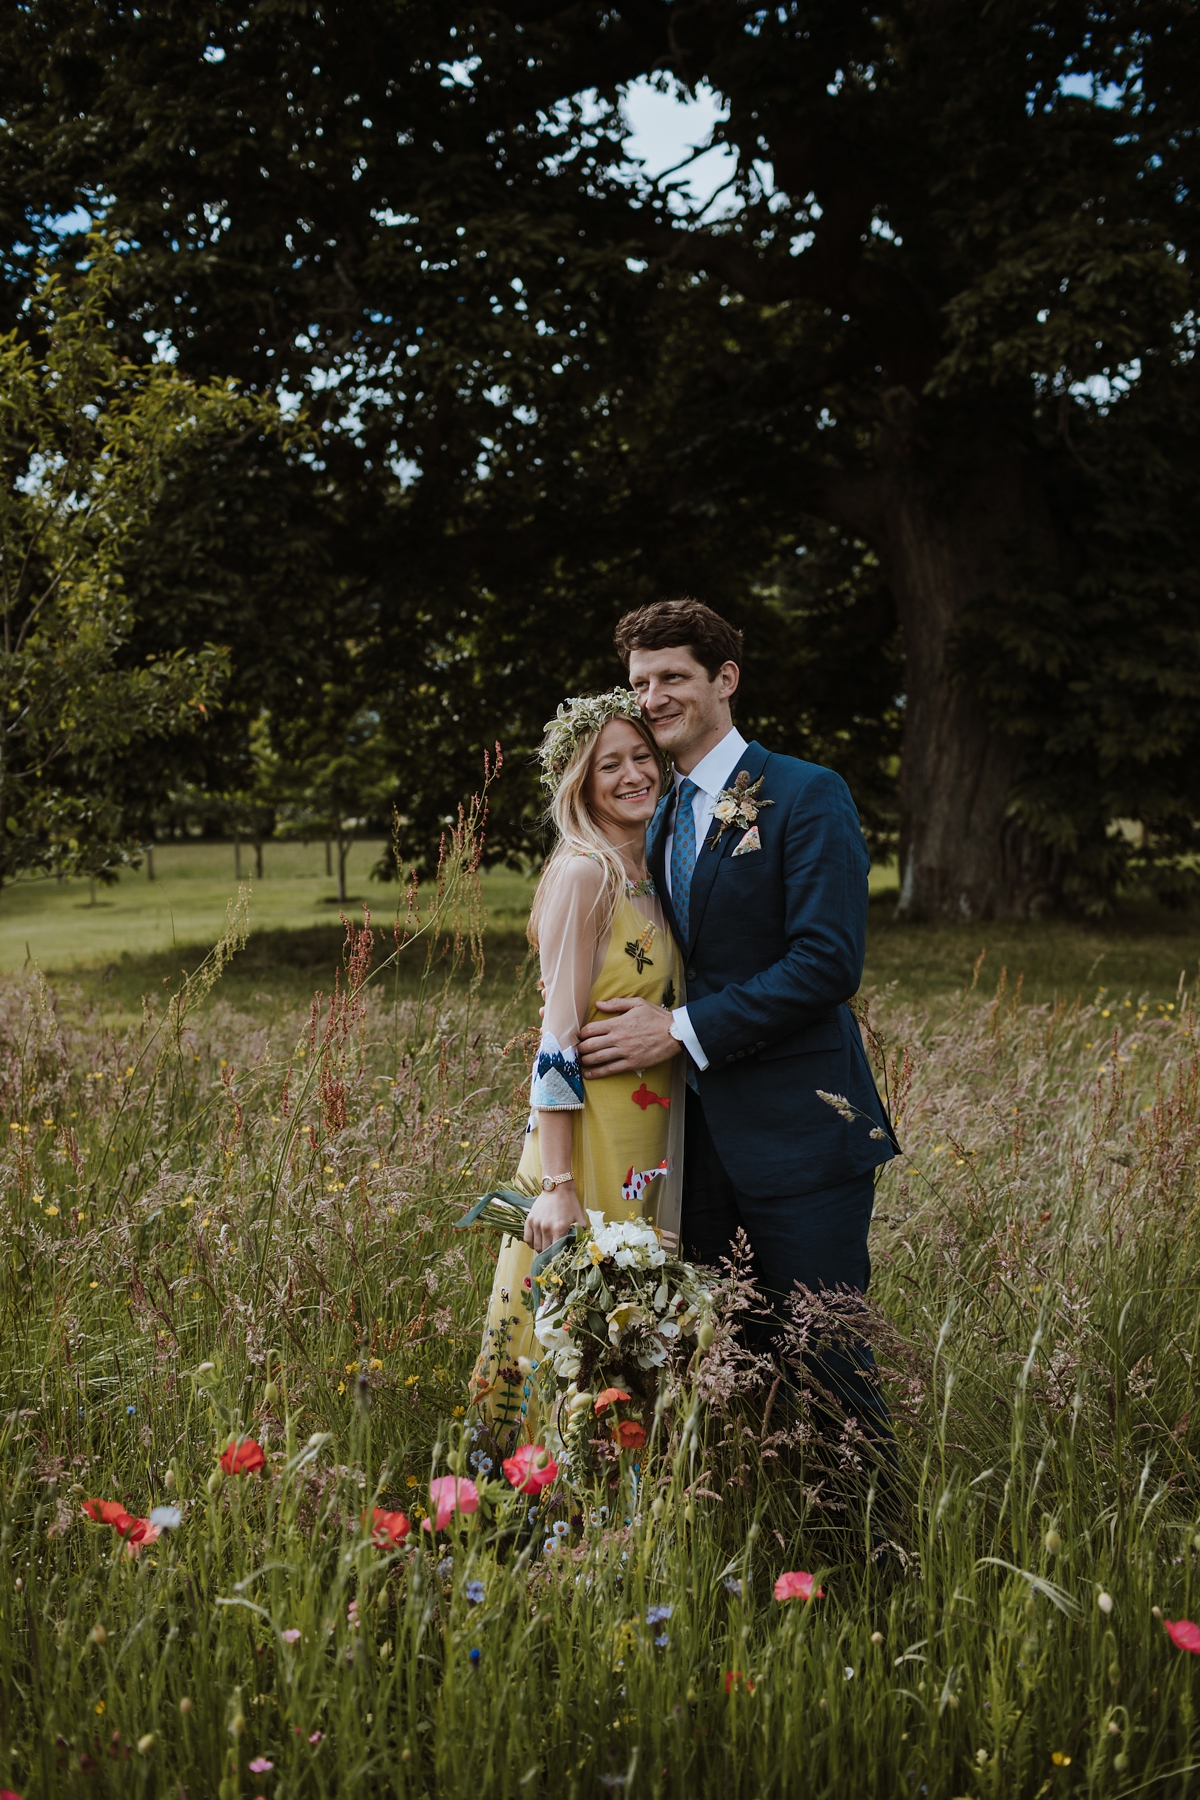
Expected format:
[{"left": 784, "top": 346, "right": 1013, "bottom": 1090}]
[
  {"left": 126, "top": 1405, "right": 136, "bottom": 1415},
  {"left": 469, "top": 1647, "right": 481, "bottom": 1665},
  {"left": 469, "top": 1451, "right": 493, "bottom": 1474},
  {"left": 646, "top": 1604, "right": 673, "bottom": 1626},
  {"left": 465, "top": 1579, "right": 485, "bottom": 1605},
  {"left": 655, "top": 1633, "right": 670, "bottom": 1648},
  {"left": 724, "top": 1577, "right": 743, "bottom": 1597}
]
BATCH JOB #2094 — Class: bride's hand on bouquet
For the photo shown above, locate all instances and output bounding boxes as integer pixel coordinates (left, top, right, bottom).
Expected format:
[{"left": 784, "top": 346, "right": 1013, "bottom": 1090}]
[{"left": 524, "top": 1185, "right": 587, "bottom": 1254}]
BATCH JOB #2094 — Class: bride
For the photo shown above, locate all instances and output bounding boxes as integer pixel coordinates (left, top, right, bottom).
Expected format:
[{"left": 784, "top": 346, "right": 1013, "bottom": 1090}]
[{"left": 469, "top": 690, "right": 684, "bottom": 1444}]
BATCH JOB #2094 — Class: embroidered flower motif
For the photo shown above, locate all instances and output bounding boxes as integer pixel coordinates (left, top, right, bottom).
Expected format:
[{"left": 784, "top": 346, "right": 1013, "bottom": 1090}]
[
  {"left": 623, "top": 922, "right": 655, "bottom": 972},
  {"left": 708, "top": 770, "right": 774, "bottom": 849}
]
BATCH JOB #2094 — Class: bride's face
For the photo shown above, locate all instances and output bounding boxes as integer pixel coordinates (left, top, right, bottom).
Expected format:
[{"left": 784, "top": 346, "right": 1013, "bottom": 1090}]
[{"left": 584, "top": 720, "right": 661, "bottom": 835}]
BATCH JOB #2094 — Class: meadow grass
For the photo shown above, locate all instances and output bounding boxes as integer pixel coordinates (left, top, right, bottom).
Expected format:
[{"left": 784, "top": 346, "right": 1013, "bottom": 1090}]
[{"left": 3, "top": 825, "right": 1200, "bottom": 1796}]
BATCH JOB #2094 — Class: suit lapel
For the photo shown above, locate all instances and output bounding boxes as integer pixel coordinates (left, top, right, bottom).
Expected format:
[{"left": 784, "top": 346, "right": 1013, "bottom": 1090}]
[
  {"left": 646, "top": 791, "right": 684, "bottom": 948},
  {"left": 685, "top": 740, "right": 770, "bottom": 954}
]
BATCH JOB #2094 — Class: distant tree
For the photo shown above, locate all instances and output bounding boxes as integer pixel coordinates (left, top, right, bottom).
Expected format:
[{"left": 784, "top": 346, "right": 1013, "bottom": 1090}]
[
  {"left": 267, "top": 694, "right": 398, "bottom": 906},
  {"left": 0, "top": 240, "right": 296, "bottom": 892}
]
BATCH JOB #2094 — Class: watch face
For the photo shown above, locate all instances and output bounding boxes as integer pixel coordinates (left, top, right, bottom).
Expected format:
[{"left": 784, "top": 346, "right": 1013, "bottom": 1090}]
[{"left": 541, "top": 1177, "right": 554, "bottom": 1192}]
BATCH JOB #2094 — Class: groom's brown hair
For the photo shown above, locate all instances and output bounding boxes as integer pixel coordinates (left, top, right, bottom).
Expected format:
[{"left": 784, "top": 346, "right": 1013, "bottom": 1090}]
[{"left": 613, "top": 597, "right": 743, "bottom": 681}]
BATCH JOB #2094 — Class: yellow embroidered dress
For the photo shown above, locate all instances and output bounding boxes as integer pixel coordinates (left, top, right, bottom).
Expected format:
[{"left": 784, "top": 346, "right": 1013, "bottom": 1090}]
[{"left": 470, "top": 855, "right": 684, "bottom": 1442}]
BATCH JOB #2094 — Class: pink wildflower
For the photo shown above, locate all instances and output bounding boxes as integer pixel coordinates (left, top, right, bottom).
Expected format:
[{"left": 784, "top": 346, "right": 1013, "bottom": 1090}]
[
  {"left": 281, "top": 1629, "right": 301, "bottom": 1644},
  {"left": 774, "top": 1570, "right": 824, "bottom": 1603},
  {"left": 1164, "top": 1618, "right": 1200, "bottom": 1653},
  {"left": 502, "top": 1445, "right": 559, "bottom": 1495},
  {"left": 422, "top": 1475, "right": 480, "bottom": 1532},
  {"left": 248, "top": 1758, "right": 273, "bottom": 1773}
]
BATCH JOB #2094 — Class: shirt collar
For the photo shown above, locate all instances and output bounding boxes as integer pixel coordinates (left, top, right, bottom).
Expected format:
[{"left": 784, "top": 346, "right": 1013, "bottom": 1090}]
[{"left": 673, "top": 726, "right": 749, "bottom": 798}]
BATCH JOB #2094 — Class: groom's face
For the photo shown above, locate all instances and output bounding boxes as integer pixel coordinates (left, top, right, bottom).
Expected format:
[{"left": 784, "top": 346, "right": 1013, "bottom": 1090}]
[{"left": 628, "top": 645, "right": 739, "bottom": 768}]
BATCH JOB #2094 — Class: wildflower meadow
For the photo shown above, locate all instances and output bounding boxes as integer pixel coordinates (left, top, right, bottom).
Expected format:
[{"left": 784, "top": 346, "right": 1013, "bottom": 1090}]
[{"left": 3, "top": 810, "right": 1200, "bottom": 1799}]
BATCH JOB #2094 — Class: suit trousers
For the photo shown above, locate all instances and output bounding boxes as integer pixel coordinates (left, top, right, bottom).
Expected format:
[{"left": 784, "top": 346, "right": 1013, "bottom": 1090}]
[{"left": 682, "top": 1089, "right": 893, "bottom": 1446}]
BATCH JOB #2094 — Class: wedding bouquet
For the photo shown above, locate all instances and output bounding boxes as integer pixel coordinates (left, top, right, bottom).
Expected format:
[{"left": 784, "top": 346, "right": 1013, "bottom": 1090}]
[{"left": 532, "top": 1211, "right": 716, "bottom": 1475}]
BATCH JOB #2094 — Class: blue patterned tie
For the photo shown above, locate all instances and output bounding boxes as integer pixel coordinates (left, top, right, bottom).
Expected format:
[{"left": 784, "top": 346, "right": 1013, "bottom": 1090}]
[{"left": 670, "top": 778, "right": 699, "bottom": 945}]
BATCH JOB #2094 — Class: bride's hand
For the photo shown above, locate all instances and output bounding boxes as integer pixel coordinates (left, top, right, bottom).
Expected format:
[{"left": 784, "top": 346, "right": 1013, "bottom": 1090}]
[{"left": 524, "top": 1185, "right": 588, "bottom": 1254}]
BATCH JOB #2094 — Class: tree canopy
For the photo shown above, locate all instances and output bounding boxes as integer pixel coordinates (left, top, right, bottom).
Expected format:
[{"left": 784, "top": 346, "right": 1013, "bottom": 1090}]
[
  {"left": 0, "top": 240, "right": 295, "bottom": 886},
  {"left": 2, "top": 1, "right": 1197, "bottom": 913}
]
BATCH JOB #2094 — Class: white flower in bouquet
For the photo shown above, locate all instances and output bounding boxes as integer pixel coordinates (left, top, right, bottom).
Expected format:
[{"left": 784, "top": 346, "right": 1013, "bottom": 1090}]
[
  {"left": 533, "top": 1300, "right": 583, "bottom": 1381},
  {"left": 585, "top": 1211, "right": 666, "bottom": 1270},
  {"left": 606, "top": 1300, "right": 646, "bottom": 1345}
]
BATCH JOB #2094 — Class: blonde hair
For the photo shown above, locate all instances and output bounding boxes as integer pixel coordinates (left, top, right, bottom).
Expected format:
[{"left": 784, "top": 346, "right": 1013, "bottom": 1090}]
[{"left": 528, "top": 709, "right": 667, "bottom": 949}]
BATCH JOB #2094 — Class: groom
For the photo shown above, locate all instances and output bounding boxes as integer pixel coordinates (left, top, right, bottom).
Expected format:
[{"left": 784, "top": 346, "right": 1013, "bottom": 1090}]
[{"left": 577, "top": 598, "right": 897, "bottom": 1443}]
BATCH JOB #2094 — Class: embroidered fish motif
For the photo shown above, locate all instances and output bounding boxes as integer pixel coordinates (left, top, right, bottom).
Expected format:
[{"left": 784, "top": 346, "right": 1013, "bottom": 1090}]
[
  {"left": 624, "top": 922, "right": 655, "bottom": 972},
  {"left": 622, "top": 1158, "right": 669, "bottom": 1205},
  {"left": 631, "top": 1082, "right": 670, "bottom": 1112},
  {"left": 732, "top": 825, "right": 761, "bottom": 856}
]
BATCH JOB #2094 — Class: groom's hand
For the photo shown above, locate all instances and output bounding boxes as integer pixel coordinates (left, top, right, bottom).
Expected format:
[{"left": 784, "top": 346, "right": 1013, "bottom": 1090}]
[{"left": 578, "top": 997, "right": 680, "bottom": 1077}]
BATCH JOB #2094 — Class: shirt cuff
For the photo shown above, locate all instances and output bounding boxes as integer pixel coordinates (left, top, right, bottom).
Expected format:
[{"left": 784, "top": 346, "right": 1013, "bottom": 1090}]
[{"left": 670, "top": 1006, "right": 709, "bottom": 1072}]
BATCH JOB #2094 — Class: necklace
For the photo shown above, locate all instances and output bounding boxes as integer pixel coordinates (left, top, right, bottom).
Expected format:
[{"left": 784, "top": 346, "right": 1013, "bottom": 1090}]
[{"left": 626, "top": 874, "right": 657, "bottom": 898}]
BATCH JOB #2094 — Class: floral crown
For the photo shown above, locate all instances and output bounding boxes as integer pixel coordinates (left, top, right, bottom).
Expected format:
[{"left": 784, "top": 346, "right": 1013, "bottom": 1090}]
[{"left": 537, "top": 689, "right": 668, "bottom": 793}]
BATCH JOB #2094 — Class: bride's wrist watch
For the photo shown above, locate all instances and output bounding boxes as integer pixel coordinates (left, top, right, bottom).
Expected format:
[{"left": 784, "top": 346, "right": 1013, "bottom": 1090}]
[{"left": 541, "top": 1170, "right": 574, "bottom": 1192}]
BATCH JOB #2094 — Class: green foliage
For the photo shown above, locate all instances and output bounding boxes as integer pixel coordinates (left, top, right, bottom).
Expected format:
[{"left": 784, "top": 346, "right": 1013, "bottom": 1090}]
[{"left": 0, "top": 240, "right": 300, "bottom": 886}]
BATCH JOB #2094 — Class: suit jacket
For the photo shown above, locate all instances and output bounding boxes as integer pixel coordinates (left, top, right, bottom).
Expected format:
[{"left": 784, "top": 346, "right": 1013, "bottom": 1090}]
[{"left": 648, "top": 739, "right": 897, "bottom": 1198}]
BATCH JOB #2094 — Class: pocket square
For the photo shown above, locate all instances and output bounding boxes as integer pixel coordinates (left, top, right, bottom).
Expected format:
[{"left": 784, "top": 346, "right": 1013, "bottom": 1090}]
[{"left": 731, "top": 825, "right": 761, "bottom": 856}]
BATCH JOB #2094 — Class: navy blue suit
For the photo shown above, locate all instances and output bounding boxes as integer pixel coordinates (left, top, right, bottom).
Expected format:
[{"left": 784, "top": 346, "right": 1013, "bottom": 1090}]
[{"left": 648, "top": 740, "right": 897, "bottom": 1442}]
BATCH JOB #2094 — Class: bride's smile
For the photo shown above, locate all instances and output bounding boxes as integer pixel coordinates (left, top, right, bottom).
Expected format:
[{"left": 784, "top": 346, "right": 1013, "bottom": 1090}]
[{"left": 585, "top": 719, "right": 662, "bottom": 841}]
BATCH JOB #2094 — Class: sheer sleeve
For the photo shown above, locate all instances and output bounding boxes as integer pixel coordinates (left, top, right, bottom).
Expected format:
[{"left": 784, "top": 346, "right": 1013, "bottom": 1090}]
[{"left": 530, "top": 855, "right": 609, "bottom": 1110}]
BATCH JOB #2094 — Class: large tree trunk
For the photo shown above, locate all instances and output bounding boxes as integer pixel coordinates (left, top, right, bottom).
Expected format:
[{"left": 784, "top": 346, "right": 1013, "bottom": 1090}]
[{"left": 828, "top": 446, "right": 1073, "bottom": 921}]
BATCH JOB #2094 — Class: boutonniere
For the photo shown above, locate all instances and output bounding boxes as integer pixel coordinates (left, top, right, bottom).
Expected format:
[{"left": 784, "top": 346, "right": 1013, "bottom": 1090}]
[{"left": 708, "top": 770, "right": 773, "bottom": 848}]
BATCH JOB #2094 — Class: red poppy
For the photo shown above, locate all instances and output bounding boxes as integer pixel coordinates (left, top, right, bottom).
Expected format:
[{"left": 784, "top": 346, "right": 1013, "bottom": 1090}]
[
  {"left": 1165, "top": 1618, "right": 1200, "bottom": 1653},
  {"left": 369, "top": 1508, "right": 412, "bottom": 1547},
  {"left": 724, "top": 1670, "right": 755, "bottom": 1694},
  {"left": 615, "top": 1420, "right": 647, "bottom": 1450},
  {"left": 83, "top": 1499, "right": 132, "bottom": 1527},
  {"left": 774, "top": 1570, "right": 824, "bottom": 1603},
  {"left": 82, "top": 1499, "right": 159, "bottom": 1546},
  {"left": 593, "top": 1388, "right": 632, "bottom": 1415},
  {"left": 502, "top": 1445, "right": 559, "bottom": 1494},
  {"left": 219, "top": 1437, "right": 266, "bottom": 1476}
]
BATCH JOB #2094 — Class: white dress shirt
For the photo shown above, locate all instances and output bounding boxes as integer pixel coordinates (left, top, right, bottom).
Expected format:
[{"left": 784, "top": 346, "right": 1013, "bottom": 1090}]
[{"left": 664, "top": 726, "right": 748, "bottom": 1072}]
